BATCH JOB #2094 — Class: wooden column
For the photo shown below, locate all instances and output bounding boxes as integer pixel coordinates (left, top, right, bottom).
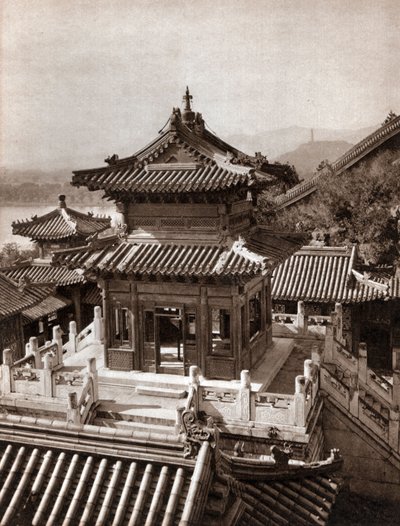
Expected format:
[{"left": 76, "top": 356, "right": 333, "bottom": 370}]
[
  {"left": 233, "top": 293, "right": 241, "bottom": 379},
  {"left": 101, "top": 280, "right": 110, "bottom": 369},
  {"left": 72, "top": 286, "right": 82, "bottom": 332},
  {"left": 200, "top": 287, "right": 208, "bottom": 376},
  {"left": 130, "top": 281, "right": 140, "bottom": 371}
]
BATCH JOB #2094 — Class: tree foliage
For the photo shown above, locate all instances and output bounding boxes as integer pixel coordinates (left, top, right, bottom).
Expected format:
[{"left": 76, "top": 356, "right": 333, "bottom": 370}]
[
  {"left": 264, "top": 150, "right": 400, "bottom": 264},
  {"left": 0, "top": 243, "right": 39, "bottom": 268}
]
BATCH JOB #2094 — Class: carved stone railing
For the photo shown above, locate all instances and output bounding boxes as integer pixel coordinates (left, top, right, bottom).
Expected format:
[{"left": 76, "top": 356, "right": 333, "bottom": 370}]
[
  {"left": 272, "top": 301, "right": 329, "bottom": 340},
  {"left": 322, "top": 316, "right": 400, "bottom": 454},
  {"left": 63, "top": 306, "right": 104, "bottom": 357},
  {"left": 66, "top": 359, "right": 98, "bottom": 425},
  {"left": 195, "top": 358, "right": 320, "bottom": 431}
]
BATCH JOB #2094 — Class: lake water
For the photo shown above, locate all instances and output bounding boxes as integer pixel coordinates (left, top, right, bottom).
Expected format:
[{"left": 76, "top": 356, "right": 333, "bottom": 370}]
[{"left": 0, "top": 204, "right": 115, "bottom": 249}]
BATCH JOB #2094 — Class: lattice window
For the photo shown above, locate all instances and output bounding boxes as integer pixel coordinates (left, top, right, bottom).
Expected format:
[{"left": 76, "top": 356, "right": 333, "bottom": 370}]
[
  {"left": 160, "top": 217, "right": 186, "bottom": 228},
  {"left": 190, "top": 218, "right": 218, "bottom": 229},
  {"left": 108, "top": 349, "right": 134, "bottom": 371},
  {"left": 133, "top": 217, "right": 158, "bottom": 227}
]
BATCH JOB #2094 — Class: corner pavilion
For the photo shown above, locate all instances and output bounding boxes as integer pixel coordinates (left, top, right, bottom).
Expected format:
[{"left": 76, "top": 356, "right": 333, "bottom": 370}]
[{"left": 54, "top": 89, "right": 303, "bottom": 379}]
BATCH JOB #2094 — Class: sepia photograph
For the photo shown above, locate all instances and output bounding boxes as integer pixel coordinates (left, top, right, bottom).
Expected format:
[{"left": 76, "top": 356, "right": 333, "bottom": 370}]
[{"left": 0, "top": 1, "right": 399, "bottom": 524}]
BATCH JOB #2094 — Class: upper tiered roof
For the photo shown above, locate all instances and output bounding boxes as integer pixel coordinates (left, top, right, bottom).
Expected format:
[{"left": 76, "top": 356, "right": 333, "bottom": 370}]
[
  {"left": 72, "top": 88, "right": 298, "bottom": 200},
  {"left": 275, "top": 112, "right": 400, "bottom": 209},
  {"left": 12, "top": 195, "right": 111, "bottom": 242}
]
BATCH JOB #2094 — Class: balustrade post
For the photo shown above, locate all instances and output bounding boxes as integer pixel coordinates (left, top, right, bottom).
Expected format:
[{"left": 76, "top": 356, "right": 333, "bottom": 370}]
[
  {"left": 69, "top": 321, "right": 77, "bottom": 353},
  {"left": 294, "top": 375, "right": 306, "bottom": 427},
  {"left": 52, "top": 326, "right": 63, "bottom": 366},
  {"left": 25, "top": 342, "right": 31, "bottom": 356},
  {"left": 311, "top": 344, "right": 322, "bottom": 366},
  {"left": 42, "top": 353, "right": 53, "bottom": 397},
  {"left": 188, "top": 365, "right": 200, "bottom": 414},
  {"left": 304, "top": 359, "right": 314, "bottom": 380},
  {"left": 392, "top": 370, "right": 400, "bottom": 409},
  {"left": 349, "top": 372, "right": 359, "bottom": 417},
  {"left": 324, "top": 324, "right": 334, "bottom": 363},
  {"left": 93, "top": 306, "right": 103, "bottom": 344},
  {"left": 239, "top": 370, "right": 251, "bottom": 421},
  {"left": 29, "top": 337, "right": 41, "bottom": 369},
  {"left": 87, "top": 357, "right": 98, "bottom": 402},
  {"left": 66, "top": 392, "right": 80, "bottom": 425},
  {"left": 1, "top": 349, "right": 13, "bottom": 395},
  {"left": 358, "top": 343, "right": 368, "bottom": 384},
  {"left": 335, "top": 303, "right": 343, "bottom": 343},
  {"left": 297, "top": 301, "right": 307, "bottom": 334}
]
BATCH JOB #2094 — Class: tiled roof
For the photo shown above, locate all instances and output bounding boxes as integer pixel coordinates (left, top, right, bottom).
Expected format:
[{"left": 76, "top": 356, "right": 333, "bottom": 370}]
[
  {"left": 72, "top": 162, "right": 266, "bottom": 195},
  {"left": 1, "top": 261, "right": 85, "bottom": 286},
  {"left": 0, "top": 441, "right": 200, "bottom": 526},
  {"left": 275, "top": 114, "right": 400, "bottom": 209},
  {"left": 0, "top": 274, "right": 52, "bottom": 320},
  {"left": 12, "top": 203, "right": 110, "bottom": 241},
  {"left": 272, "top": 245, "right": 394, "bottom": 304},
  {"left": 22, "top": 294, "right": 72, "bottom": 322},
  {"left": 82, "top": 284, "right": 103, "bottom": 305},
  {"left": 52, "top": 230, "right": 304, "bottom": 281}
]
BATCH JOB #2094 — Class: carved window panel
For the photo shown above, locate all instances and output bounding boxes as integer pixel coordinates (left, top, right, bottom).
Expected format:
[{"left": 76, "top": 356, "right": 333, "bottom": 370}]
[
  {"left": 249, "top": 290, "right": 261, "bottom": 339},
  {"left": 112, "top": 303, "right": 131, "bottom": 348}
]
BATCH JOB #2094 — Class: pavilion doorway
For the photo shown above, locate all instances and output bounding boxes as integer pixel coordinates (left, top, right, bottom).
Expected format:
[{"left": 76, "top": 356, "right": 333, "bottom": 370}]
[{"left": 155, "top": 307, "right": 184, "bottom": 374}]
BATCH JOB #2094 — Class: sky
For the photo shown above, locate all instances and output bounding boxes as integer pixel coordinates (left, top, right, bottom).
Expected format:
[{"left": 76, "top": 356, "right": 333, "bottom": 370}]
[{"left": 2, "top": 0, "right": 400, "bottom": 171}]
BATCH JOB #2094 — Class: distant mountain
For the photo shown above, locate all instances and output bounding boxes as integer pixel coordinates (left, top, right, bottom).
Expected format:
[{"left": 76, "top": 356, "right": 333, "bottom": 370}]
[
  {"left": 226, "top": 124, "right": 377, "bottom": 160},
  {"left": 275, "top": 140, "right": 354, "bottom": 180}
]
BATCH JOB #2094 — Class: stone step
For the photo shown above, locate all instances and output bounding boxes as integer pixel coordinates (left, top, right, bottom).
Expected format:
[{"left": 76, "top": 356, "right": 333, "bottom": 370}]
[
  {"left": 135, "top": 385, "right": 187, "bottom": 399},
  {"left": 92, "top": 417, "right": 177, "bottom": 435},
  {"left": 99, "top": 369, "right": 189, "bottom": 391},
  {"left": 96, "top": 407, "right": 177, "bottom": 427}
]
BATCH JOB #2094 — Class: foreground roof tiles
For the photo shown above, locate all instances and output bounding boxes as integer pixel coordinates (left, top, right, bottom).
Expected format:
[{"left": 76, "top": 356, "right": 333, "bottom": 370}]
[
  {"left": 272, "top": 245, "right": 396, "bottom": 303},
  {"left": 52, "top": 230, "right": 304, "bottom": 281},
  {"left": 12, "top": 196, "right": 110, "bottom": 241}
]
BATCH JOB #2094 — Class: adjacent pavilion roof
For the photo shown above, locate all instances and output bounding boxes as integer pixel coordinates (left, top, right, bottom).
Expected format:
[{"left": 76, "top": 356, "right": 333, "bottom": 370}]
[
  {"left": 71, "top": 88, "right": 298, "bottom": 199},
  {"left": 52, "top": 228, "right": 305, "bottom": 282},
  {"left": 22, "top": 294, "right": 72, "bottom": 323},
  {"left": 0, "top": 273, "right": 53, "bottom": 321},
  {"left": 11, "top": 195, "right": 110, "bottom": 242},
  {"left": 1, "top": 260, "right": 85, "bottom": 286},
  {"left": 272, "top": 245, "right": 399, "bottom": 304},
  {"left": 275, "top": 112, "right": 400, "bottom": 209}
]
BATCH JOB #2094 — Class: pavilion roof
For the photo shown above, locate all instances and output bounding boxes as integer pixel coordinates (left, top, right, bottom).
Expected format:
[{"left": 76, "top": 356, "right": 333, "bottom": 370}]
[
  {"left": 272, "top": 245, "right": 399, "bottom": 304},
  {"left": 0, "top": 273, "right": 53, "bottom": 320},
  {"left": 11, "top": 195, "right": 110, "bottom": 241},
  {"left": 22, "top": 293, "right": 72, "bottom": 323},
  {"left": 1, "top": 260, "right": 85, "bottom": 286},
  {"left": 52, "top": 229, "right": 305, "bottom": 282},
  {"left": 71, "top": 89, "right": 298, "bottom": 198}
]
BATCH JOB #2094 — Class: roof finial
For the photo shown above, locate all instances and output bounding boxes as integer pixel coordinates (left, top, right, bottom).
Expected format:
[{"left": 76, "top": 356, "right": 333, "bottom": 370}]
[
  {"left": 58, "top": 194, "right": 67, "bottom": 208},
  {"left": 183, "top": 86, "right": 193, "bottom": 112}
]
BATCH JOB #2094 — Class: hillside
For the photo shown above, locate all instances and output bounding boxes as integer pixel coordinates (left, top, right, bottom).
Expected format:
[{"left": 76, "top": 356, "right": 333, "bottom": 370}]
[
  {"left": 275, "top": 140, "right": 353, "bottom": 180},
  {"left": 227, "top": 125, "right": 375, "bottom": 160}
]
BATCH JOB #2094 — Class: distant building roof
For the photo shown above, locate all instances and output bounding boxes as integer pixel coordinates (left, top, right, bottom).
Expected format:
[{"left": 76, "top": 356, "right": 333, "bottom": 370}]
[
  {"left": 11, "top": 195, "right": 110, "bottom": 241},
  {"left": 52, "top": 229, "right": 305, "bottom": 283},
  {"left": 0, "top": 273, "right": 52, "bottom": 320},
  {"left": 275, "top": 113, "right": 400, "bottom": 209},
  {"left": 22, "top": 293, "right": 72, "bottom": 322},
  {"left": 1, "top": 260, "right": 85, "bottom": 286},
  {"left": 272, "top": 245, "right": 398, "bottom": 304}
]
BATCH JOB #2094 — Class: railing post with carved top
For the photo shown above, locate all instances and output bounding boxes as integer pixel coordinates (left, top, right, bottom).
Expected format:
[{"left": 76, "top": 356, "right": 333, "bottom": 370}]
[
  {"left": 324, "top": 324, "right": 334, "bottom": 363},
  {"left": 67, "top": 392, "right": 80, "bottom": 425},
  {"left": 297, "top": 301, "right": 307, "bottom": 334},
  {"left": 294, "top": 375, "right": 306, "bottom": 427},
  {"left": 69, "top": 320, "right": 77, "bottom": 353},
  {"left": 239, "top": 370, "right": 251, "bottom": 421},
  {"left": 358, "top": 343, "right": 367, "bottom": 384},
  {"left": 87, "top": 357, "right": 98, "bottom": 402},
  {"left": 93, "top": 306, "right": 103, "bottom": 344},
  {"left": 42, "top": 353, "right": 53, "bottom": 397},
  {"left": 189, "top": 365, "right": 200, "bottom": 414},
  {"left": 52, "top": 326, "right": 63, "bottom": 366},
  {"left": 1, "top": 349, "right": 13, "bottom": 395},
  {"left": 311, "top": 344, "right": 322, "bottom": 366},
  {"left": 30, "top": 337, "right": 41, "bottom": 369}
]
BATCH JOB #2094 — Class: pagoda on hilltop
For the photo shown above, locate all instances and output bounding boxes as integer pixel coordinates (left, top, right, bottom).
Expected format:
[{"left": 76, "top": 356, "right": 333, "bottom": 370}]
[
  {"left": 12, "top": 194, "right": 111, "bottom": 258},
  {"left": 54, "top": 88, "right": 304, "bottom": 378}
]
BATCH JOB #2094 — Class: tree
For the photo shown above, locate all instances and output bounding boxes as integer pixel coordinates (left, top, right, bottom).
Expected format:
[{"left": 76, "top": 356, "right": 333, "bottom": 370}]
[
  {"left": 263, "top": 150, "right": 400, "bottom": 265},
  {"left": 0, "top": 243, "right": 39, "bottom": 268}
]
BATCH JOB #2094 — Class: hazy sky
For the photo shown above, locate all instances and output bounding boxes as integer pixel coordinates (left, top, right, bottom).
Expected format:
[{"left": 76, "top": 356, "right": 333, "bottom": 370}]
[{"left": 2, "top": 0, "right": 400, "bottom": 171}]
